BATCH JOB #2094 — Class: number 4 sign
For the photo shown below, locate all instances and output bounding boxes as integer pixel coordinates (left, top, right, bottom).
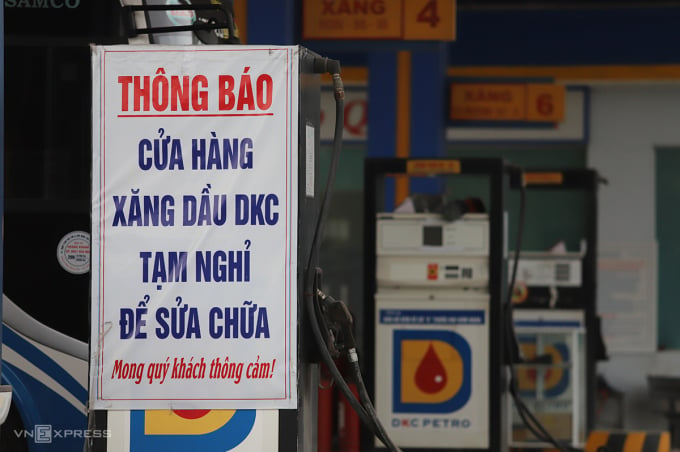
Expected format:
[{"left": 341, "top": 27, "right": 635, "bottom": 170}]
[
  {"left": 404, "top": 0, "right": 457, "bottom": 41},
  {"left": 302, "top": 0, "right": 456, "bottom": 41}
]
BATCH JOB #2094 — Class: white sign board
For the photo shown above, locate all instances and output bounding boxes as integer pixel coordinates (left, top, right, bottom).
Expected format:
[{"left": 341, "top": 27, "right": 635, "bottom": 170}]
[
  {"left": 597, "top": 241, "right": 657, "bottom": 353},
  {"left": 90, "top": 45, "right": 299, "bottom": 410}
]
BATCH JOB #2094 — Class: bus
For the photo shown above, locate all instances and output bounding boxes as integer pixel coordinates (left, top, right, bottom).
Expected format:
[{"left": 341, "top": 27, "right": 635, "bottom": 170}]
[
  {"left": 2, "top": 3, "right": 103, "bottom": 447},
  {"left": 1, "top": 295, "right": 89, "bottom": 451}
]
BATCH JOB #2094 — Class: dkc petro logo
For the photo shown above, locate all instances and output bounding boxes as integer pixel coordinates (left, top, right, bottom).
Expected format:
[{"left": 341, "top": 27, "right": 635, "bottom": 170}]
[
  {"left": 517, "top": 336, "right": 570, "bottom": 398},
  {"left": 393, "top": 330, "right": 472, "bottom": 413},
  {"left": 130, "top": 409, "right": 256, "bottom": 451}
]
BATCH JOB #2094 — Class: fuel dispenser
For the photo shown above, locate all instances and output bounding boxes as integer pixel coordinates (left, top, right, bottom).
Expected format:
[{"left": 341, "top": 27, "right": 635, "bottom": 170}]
[
  {"left": 363, "top": 158, "right": 508, "bottom": 451},
  {"left": 506, "top": 169, "right": 604, "bottom": 450}
]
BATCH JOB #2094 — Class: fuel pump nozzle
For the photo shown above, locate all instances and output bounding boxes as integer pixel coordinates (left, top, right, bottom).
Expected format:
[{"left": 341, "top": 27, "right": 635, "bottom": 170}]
[{"left": 316, "top": 288, "right": 356, "bottom": 356}]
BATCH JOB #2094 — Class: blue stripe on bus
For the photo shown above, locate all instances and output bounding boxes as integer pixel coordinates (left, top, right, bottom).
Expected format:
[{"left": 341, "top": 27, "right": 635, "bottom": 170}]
[
  {"left": 3, "top": 361, "right": 87, "bottom": 452},
  {"left": 2, "top": 326, "right": 87, "bottom": 403}
]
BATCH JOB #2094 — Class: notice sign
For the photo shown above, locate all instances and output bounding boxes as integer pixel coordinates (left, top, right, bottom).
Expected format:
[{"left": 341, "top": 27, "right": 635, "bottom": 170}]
[{"left": 90, "top": 45, "right": 299, "bottom": 410}]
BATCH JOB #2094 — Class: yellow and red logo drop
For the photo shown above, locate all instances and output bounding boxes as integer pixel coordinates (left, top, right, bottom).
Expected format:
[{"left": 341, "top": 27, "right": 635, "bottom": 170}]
[
  {"left": 517, "top": 337, "right": 570, "bottom": 398},
  {"left": 511, "top": 282, "right": 529, "bottom": 304},
  {"left": 393, "top": 330, "right": 471, "bottom": 413},
  {"left": 130, "top": 409, "right": 256, "bottom": 451}
]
